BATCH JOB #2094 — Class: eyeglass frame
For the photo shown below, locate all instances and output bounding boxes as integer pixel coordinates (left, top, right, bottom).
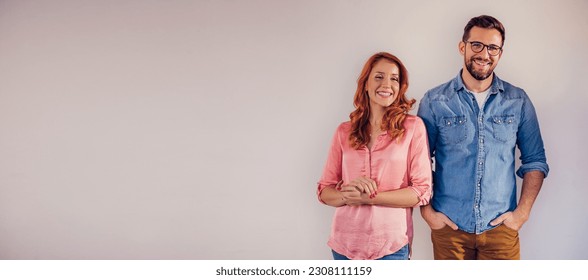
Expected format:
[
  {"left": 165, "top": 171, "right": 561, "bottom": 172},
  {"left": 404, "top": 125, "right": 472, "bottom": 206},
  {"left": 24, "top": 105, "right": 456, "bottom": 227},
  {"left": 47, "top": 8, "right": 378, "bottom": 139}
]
[{"left": 463, "top": 40, "right": 503, "bottom": 56}]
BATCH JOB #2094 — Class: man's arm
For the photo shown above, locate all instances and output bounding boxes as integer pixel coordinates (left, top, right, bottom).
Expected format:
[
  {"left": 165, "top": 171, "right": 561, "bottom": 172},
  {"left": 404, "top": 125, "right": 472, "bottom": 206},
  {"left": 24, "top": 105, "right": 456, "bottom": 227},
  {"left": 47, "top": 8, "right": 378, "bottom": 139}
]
[
  {"left": 491, "top": 170, "right": 544, "bottom": 230},
  {"left": 491, "top": 93, "right": 548, "bottom": 230}
]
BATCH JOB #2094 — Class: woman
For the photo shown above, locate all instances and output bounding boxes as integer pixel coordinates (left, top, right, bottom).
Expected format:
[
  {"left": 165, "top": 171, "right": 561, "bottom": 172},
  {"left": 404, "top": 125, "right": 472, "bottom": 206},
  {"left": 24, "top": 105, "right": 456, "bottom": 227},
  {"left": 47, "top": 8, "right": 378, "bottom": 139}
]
[{"left": 317, "top": 52, "right": 432, "bottom": 260}]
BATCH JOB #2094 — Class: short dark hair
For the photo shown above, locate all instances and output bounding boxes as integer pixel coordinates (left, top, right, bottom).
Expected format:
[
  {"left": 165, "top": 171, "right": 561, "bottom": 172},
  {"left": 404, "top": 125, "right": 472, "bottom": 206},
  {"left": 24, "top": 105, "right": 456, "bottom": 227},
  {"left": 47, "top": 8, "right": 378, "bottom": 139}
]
[{"left": 462, "top": 15, "right": 505, "bottom": 46}]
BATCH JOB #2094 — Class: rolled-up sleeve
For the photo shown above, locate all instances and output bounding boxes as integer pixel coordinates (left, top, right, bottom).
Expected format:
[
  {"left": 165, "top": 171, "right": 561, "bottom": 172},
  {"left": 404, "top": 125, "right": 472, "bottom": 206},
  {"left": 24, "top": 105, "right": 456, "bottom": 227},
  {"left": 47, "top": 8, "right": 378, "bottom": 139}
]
[
  {"left": 407, "top": 117, "right": 433, "bottom": 206},
  {"left": 317, "top": 125, "right": 344, "bottom": 204},
  {"left": 516, "top": 95, "right": 549, "bottom": 178}
]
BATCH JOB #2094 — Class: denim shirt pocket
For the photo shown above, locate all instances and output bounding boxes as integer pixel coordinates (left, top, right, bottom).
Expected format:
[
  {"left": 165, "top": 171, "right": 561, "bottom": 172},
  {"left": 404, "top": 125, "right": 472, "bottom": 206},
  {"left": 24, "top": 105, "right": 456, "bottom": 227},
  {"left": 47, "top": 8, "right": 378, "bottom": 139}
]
[
  {"left": 439, "top": 116, "right": 467, "bottom": 144},
  {"left": 491, "top": 115, "right": 517, "bottom": 142}
]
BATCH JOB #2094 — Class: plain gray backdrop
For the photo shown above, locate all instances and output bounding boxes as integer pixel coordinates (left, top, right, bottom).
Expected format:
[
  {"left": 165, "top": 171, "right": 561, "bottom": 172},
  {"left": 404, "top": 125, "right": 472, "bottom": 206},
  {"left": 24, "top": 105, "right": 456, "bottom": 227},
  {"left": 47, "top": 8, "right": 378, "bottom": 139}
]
[{"left": 1, "top": 0, "right": 587, "bottom": 259}]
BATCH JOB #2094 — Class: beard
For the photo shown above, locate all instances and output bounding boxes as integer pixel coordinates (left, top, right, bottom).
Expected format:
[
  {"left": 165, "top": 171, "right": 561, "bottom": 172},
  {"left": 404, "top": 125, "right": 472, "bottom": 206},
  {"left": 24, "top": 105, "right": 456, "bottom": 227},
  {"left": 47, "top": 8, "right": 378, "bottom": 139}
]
[{"left": 465, "top": 57, "right": 495, "bottom": 81}]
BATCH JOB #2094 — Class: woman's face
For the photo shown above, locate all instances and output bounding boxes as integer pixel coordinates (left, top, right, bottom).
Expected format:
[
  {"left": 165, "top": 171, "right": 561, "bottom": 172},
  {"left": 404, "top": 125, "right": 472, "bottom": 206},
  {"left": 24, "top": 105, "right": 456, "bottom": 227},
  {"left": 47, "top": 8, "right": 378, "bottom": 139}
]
[{"left": 365, "top": 60, "right": 400, "bottom": 110}]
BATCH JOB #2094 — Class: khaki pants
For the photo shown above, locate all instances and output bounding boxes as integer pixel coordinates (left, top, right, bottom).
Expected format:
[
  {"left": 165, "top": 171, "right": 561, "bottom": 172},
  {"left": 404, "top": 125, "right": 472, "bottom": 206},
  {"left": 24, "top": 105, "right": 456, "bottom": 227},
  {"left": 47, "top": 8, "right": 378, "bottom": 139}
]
[{"left": 431, "top": 224, "right": 520, "bottom": 260}]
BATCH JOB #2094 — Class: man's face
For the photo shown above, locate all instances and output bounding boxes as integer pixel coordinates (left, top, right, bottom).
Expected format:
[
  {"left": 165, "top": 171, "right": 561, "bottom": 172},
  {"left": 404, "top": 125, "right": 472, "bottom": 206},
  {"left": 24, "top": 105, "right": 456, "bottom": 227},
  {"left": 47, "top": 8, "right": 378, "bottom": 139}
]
[{"left": 460, "top": 26, "right": 503, "bottom": 81}]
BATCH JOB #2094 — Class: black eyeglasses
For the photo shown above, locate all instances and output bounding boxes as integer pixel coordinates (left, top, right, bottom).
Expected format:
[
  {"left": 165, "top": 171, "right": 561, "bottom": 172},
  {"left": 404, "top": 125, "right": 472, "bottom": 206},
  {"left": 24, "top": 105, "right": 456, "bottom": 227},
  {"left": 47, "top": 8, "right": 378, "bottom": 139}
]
[{"left": 463, "top": 41, "right": 503, "bottom": 56}]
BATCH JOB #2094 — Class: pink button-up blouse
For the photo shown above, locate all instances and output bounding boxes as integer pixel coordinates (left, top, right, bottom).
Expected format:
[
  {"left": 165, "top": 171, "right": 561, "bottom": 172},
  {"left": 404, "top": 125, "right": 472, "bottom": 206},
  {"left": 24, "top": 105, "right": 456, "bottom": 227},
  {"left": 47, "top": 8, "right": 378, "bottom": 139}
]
[{"left": 317, "top": 115, "right": 432, "bottom": 259}]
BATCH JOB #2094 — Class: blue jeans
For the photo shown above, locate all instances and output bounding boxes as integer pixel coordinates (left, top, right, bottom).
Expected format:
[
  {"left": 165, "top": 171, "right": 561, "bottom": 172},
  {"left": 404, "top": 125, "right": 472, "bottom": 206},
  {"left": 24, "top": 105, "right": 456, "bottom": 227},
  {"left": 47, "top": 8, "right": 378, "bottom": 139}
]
[{"left": 332, "top": 244, "right": 409, "bottom": 260}]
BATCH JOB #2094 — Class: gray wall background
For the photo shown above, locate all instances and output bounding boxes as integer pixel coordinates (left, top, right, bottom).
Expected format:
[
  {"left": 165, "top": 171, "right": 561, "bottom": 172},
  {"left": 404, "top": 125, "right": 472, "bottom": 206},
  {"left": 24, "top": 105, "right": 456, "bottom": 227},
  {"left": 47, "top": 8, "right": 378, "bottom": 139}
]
[{"left": 1, "top": 0, "right": 586, "bottom": 259}]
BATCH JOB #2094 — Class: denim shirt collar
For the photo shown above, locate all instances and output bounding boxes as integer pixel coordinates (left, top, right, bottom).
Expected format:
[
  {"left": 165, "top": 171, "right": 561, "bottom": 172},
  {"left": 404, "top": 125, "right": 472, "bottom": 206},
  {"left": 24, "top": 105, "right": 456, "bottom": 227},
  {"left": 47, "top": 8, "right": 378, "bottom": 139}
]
[{"left": 451, "top": 69, "right": 505, "bottom": 97}]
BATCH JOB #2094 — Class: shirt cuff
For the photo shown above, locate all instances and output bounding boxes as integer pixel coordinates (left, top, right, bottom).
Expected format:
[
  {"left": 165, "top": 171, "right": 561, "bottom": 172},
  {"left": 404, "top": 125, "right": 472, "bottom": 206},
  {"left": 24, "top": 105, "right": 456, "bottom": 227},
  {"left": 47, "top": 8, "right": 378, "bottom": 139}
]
[
  {"left": 409, "top": 185, "right": 432, "bottom": 207},
  {"left": 516, "top": 162, "right": 549, "bottom": 178}
]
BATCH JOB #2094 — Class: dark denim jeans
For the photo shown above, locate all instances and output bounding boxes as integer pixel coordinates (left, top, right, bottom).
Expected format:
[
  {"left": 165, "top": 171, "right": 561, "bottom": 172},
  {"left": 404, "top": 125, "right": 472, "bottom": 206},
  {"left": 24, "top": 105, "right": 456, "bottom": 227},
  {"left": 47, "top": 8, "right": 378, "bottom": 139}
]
[{"left": 332, "top": 244, "right": 409, "bottom": 260}]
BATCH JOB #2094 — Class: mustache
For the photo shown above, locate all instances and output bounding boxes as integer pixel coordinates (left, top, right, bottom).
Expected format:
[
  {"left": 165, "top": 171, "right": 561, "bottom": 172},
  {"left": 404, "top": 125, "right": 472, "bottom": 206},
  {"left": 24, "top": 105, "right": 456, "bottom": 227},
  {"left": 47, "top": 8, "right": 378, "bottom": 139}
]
[{"left": 471, "top": 57, "right": 491, "bottom": 64}]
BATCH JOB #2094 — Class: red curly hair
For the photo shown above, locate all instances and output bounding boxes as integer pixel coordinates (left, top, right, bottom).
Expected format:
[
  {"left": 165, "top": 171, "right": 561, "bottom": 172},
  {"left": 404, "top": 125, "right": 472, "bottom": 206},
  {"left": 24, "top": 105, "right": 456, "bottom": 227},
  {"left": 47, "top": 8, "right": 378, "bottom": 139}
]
[{"left": 349, "top": 52, "right": 415, "bottom": 149}]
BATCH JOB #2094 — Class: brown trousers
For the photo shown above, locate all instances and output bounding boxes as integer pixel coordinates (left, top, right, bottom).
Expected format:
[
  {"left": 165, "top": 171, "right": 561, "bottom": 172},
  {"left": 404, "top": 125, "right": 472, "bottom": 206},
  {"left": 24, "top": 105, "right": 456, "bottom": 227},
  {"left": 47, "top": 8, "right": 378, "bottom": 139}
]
[{"left": 431, "top": 224, "right": 520, "bottom": 260}]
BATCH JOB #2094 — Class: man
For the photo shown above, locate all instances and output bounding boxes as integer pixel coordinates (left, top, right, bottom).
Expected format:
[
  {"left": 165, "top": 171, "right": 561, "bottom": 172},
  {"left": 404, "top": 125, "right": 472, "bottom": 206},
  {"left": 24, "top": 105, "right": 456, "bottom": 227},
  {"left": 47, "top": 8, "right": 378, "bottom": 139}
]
[{"left": 417, "top": 15, "right": 549, "bottom": 260}]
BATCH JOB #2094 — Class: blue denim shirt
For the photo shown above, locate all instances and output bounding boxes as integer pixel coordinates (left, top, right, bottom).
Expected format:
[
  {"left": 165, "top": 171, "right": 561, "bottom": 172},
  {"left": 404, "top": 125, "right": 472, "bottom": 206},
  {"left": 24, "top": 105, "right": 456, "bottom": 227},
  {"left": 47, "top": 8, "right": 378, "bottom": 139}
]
[{"left": 417, "top": 71, "right": 549, "bottom": 234}]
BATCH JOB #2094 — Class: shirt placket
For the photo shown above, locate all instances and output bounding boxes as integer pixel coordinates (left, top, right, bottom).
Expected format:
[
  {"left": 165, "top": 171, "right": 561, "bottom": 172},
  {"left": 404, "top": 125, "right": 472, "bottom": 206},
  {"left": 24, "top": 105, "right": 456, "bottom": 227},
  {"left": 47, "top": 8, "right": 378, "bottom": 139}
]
[
  {"left": 474, "top": 96, "right": 486, "bottom": 234},
  {"left": 364, "top": 146, "right": 371, "bottom": 178},
  {"left": 364, "top": 136, "right": 381, "bottom": 179}
]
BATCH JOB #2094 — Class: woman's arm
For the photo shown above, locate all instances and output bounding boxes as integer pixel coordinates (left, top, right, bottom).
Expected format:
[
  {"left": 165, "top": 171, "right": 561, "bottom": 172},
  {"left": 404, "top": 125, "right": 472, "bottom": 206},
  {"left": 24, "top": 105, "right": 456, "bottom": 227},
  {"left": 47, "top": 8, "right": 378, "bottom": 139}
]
[
  {"left": 320, "top": 180, "right": 418, "bottom": 208},
  {"left": 345, "top": 187, "right": 420, "bottom": 207},
  {"left": 317, "top": 125, "right": 345, "bottom": 207},
  {"left": 318, "top": 183, "right": 346, "bottom": 207},
  {"left": 366, "top": 188, "right": 420, "bottom": 207}
]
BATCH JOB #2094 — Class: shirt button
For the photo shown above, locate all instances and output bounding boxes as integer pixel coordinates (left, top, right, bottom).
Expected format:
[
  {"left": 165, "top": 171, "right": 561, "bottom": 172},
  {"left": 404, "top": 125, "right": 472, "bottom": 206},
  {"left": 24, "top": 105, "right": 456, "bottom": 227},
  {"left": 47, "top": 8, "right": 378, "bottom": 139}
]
[{"left": 479, "top": 161, "right": 483, "bottom": 165}]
